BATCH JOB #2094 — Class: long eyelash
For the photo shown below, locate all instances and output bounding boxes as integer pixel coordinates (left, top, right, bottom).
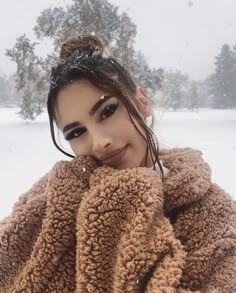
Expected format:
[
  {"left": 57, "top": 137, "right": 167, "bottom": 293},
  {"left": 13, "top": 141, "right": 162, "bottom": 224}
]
[
  {"left": 65, "top": 128, "right": 86, "bottom": 141},
  {"left": 100, "top": 103, "right": 119, "bottom": 120}
]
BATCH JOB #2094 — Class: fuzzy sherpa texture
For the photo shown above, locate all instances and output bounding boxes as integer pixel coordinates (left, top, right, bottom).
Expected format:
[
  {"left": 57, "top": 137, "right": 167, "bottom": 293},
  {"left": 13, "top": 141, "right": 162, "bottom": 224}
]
[{"left": 0, "top": 148, "right": 235, "bottom": 292}]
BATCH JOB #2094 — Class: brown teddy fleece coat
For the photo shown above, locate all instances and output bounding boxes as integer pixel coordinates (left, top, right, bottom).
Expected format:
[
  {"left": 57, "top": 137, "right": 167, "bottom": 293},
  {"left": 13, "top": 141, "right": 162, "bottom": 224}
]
[{"left": 0, "top": 148, "right": 235, "bottom": 293}]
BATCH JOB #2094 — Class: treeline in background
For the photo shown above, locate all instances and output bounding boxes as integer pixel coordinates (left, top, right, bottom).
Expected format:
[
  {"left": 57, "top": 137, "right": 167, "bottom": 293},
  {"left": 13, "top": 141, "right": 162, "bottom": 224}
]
[{"left": 0, "top": 0, "right": 236, "bottom": 120}]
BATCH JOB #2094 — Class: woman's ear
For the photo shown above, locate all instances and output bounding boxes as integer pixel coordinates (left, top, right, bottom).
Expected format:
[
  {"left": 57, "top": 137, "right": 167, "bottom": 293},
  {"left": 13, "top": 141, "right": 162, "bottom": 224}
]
[{"left": 136, "top": 86, "right": 152, "bottom": 118}]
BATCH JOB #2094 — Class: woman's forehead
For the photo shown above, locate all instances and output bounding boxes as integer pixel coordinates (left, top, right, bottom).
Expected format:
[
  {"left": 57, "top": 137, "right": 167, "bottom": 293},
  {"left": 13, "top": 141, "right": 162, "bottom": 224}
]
[
  {"left": 59, "top": 79, "right": 106, "bottom": 98},
  {"left": 55, "top": 80, "right": 110, "bottom": 126}
]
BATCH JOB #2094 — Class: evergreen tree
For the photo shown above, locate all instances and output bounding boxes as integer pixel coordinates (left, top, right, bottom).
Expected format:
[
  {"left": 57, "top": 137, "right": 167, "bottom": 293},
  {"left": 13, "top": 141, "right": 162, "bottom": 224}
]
[
  {"left": 159, "top": 70, "right": 189, "bottom": 110},
  {"left": 6, "top": 35, "right": 47, "bottom": 120},
  {"left": 186, "top": 81, "right": 199, "bottom": 111},
  {"left": 0, "top": 75, "right": 19, "bottom": 106},
  {"left": 232, "top": 44, "right": 236, "bottom": 105},
  {"left": 211, "top": 44, "right": 236, "bottom": 108},
  {"left": 196, "top": 77, "right": 213, "bottom": 108},
  {"left": 7, "top": 0, "right": 162, "bottom": 120},
  {"left": 0, "top": 76, "right": 9, "bottom": 105}
]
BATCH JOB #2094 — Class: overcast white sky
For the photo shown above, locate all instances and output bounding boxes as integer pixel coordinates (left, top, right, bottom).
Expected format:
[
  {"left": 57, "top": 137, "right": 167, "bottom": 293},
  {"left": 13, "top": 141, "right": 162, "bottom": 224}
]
[{"left": 0, "top": 0, "right": 235, "bottom": 80}]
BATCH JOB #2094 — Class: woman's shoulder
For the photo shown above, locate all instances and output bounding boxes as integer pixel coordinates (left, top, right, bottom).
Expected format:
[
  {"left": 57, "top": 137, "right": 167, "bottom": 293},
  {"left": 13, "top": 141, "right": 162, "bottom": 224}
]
[
  {"left": 159, "top": 146, "right": 208, "bottom": 174},
  {"left": 160, "top": 146, "right": 235, "bottom": 213}
]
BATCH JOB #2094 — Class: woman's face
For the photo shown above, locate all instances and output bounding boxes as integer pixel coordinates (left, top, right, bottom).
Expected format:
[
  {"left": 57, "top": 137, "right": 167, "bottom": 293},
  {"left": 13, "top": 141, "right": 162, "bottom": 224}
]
[{"left": 55, "top": 79, "right": 152, "bottom": 169}]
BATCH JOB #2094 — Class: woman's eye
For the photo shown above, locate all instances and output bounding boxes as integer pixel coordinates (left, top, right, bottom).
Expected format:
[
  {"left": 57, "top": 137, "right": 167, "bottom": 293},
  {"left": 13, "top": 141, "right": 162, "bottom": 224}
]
[
  {"left": 100, "top": 103, "right": 119, "bottom": 120},
  {"left": 65, "top": 128, "right": 86, "bottom": 141}
]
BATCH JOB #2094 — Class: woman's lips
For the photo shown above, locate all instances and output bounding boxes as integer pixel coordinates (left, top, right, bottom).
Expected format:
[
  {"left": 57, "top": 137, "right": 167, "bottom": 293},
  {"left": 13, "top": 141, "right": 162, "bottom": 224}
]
[{"left": 100, "top": 145, "right": 128, "bottom": 165}]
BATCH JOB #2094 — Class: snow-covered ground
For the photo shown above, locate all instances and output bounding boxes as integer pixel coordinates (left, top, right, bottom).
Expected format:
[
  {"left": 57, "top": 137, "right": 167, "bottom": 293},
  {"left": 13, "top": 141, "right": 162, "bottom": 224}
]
[{"left": 0, "top": 107, "right": 235, "bottom": 220}]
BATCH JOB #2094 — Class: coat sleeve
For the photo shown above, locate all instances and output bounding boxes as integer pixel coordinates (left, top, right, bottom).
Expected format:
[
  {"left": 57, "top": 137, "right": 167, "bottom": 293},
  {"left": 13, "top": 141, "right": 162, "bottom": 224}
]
[
  {"left": 75, "top": 166, "right": 200, "bottom": 292},
  {"left": 201, "top": 184, "right": 236, "bottom": 293},
  {"left": 0, "top": 156, "right": 96, "bottom": 293},
  {"left": 174, "top": 183, "right": 236, "bottom": 293},
  {"left": 0, "top": 174, "right": 48, "bottom": 291}
]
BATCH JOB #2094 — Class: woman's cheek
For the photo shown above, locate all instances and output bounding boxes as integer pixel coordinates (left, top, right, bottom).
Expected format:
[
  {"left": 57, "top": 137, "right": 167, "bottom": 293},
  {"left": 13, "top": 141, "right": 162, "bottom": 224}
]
[{"left": 70, "top": 140, "right": 84, "bottom": 156}]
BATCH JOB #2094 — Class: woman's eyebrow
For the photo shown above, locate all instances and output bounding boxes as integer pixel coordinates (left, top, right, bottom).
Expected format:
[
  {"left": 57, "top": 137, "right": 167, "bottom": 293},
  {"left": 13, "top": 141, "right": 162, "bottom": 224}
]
[
  {"left": 63, "top": 122, "right": 80, "bottom": 133},
  {"left": 62, "top": 95, "right": 113, "bottom": 134},
  {"left": 89, "top": 95, "right": 113, "bottom": 115}
]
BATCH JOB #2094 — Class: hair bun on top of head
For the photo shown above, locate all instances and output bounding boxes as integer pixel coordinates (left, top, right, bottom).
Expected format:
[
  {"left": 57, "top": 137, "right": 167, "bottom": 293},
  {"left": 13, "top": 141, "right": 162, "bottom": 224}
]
[{"left": 59, "top": 34, "right": 104, "bottom": 60}]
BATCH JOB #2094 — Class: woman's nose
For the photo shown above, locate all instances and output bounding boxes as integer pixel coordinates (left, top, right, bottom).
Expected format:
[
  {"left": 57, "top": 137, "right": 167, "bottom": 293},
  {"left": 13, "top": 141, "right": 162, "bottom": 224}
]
[{"left": 91, "top": 132, "right": 112, "bottom": 154}]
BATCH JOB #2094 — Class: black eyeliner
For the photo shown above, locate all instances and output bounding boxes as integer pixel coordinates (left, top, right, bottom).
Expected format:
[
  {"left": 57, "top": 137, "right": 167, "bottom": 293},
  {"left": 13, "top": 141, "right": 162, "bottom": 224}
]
[
  {"left": 65, "top": 128, "right": 86, "bottom": 141},
  {"left": 99, "top": 102, "right": 119, "bottom": 120}
]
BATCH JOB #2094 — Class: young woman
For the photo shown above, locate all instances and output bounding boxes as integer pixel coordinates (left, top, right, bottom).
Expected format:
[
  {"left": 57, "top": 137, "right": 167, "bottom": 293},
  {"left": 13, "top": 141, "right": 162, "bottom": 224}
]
[{"left": 0, "top": 35, "right": 235, "bottom": 293}]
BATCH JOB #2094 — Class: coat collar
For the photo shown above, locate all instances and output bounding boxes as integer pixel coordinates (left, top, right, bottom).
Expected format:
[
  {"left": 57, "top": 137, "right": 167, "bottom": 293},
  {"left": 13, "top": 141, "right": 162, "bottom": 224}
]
[
  {"left": 55, "top": 147, "right": 212, "bottom": 215},
  {"left": 159, "top": 148, "right": 212, "bottom": 213}
]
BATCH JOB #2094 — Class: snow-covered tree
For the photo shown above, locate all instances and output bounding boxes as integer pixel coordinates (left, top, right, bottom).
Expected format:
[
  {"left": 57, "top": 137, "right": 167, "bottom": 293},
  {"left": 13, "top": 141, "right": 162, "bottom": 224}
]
[
  {"left": 6, "top": 35, "right": 47, "bottom": 120},
  {"left": 7, "top": 0, "right": 162, "bottom": 120},
  {"left": 195, "top": 77, "right": 213, "bottom": 108},
  {"left": 211, "top": 44, "right": 236, "bottom": 108},
  {"left": 34, "top": 0, "right": 162, "bottom": 93},
  {"left": 159, "top": 70, "right": 189, "bottom": 110},
  {"left": 0, "top": 75, "right": 19, "bottom": 106},
  {"left": 0, "top": 76, "right": 9, "bottom": 105},
  {"left": 186, "top": 81, "right": 200, "bottom": 111}
]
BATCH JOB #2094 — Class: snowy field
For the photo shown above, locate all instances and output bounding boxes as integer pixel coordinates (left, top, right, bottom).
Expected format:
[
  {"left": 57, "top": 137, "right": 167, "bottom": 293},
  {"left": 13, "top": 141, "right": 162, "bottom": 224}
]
[{"left": 0, "top": 107, "right": 236, "bottom": 220}]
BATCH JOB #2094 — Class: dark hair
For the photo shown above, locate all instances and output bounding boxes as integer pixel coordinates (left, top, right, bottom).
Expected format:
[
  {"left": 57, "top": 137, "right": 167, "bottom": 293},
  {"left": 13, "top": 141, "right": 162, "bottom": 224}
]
[{"left": 47, "top": 34, "right": 164, "bottom": 179}]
